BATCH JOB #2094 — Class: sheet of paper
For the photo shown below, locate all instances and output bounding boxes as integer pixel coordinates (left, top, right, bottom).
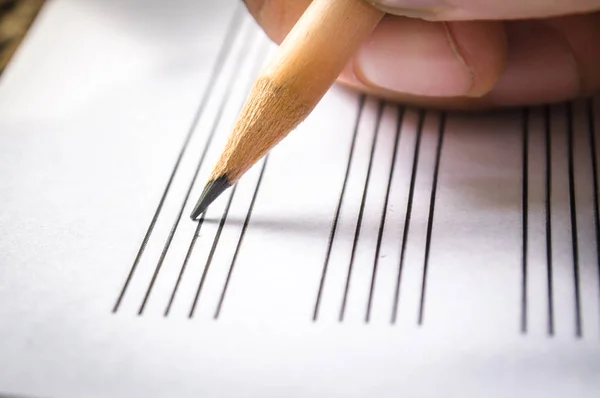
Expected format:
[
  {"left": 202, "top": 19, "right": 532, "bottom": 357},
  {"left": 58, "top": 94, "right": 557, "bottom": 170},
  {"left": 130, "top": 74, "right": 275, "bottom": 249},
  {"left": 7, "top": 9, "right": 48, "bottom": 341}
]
[{"left": 1, "top": 0, "right": 599, "bottom": 397}]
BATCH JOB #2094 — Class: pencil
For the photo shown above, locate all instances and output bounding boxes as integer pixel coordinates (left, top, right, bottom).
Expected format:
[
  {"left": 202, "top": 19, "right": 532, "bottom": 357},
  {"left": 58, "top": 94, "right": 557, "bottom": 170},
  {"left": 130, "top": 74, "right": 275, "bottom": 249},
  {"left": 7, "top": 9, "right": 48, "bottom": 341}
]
[{"left": 190, "top": 0, "right": 384, "bottom": 220}]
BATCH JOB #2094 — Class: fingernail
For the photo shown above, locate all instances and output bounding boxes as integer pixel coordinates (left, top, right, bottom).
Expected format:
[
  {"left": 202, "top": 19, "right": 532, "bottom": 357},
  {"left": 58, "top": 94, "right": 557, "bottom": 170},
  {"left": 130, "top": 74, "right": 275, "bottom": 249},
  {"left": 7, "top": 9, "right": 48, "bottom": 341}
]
[
  {"left": 366, "top": 0, "right": 447, "bottom": 18},
  {"left": 486, "top": 22, "right": 580, "bottom": 106},
  {"left": 355, "top": 18, "right": 473, "bottom": 97}
]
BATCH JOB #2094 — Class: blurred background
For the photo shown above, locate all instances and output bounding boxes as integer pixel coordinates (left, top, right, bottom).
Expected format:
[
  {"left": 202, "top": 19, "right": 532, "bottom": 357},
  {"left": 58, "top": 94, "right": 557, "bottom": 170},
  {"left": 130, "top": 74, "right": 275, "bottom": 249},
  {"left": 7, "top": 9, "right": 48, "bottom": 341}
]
[{"left": 0, "top": 0, "right": 43, "bottom": 74}]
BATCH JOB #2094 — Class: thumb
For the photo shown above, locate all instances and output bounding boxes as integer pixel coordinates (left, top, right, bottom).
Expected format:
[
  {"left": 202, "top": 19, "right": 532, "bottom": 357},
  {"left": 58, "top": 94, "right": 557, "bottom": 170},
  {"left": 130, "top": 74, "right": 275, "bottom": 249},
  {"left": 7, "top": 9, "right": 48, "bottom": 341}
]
[
  {"left": 349, "top": 17, "right": 507, "bottom": 97},
  {"left": 366, "top": 0, "right": 600, "bottom": 20}
]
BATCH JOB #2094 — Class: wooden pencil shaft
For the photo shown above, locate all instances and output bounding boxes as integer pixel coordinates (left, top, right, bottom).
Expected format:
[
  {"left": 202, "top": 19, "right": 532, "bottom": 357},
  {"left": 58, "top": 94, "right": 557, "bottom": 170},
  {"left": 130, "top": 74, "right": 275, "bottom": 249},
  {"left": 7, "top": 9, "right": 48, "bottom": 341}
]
[
  {"left": 210, "top": 0, "right": 384, "bottom": 182},
  {"left": 265, "top": 0, "right": 384, "bottom": 103}
]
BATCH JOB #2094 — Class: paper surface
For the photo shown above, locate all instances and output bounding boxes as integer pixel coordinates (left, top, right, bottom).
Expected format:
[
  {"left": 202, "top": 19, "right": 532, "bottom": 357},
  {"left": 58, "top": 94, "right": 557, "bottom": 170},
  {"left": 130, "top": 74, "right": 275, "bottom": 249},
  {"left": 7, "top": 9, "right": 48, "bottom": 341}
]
[{"left": 1, "top": 1, "right": 599, "bottom": 397}]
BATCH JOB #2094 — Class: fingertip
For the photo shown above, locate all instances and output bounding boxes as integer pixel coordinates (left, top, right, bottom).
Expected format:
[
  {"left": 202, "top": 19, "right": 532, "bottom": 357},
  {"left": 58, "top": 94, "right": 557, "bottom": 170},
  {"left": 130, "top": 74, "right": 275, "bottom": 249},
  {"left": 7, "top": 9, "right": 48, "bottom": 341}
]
[
  {"left": 242, "top": 0, "right": 265, "bottom": 18},
  {"left": 484, "top": 21, "right": 582, "bottom": 106},
  {"left": 445, "top": 21, "right": 507, "bottom": 97},
  {"left": 243, "top": 0, "right": 312, "bottom": 44},
  {"left": 544, "top": 13, "right": 600, "bottom": 96},
  {"left": 352, "top": 17, "right": 507, "bottom": 98}
]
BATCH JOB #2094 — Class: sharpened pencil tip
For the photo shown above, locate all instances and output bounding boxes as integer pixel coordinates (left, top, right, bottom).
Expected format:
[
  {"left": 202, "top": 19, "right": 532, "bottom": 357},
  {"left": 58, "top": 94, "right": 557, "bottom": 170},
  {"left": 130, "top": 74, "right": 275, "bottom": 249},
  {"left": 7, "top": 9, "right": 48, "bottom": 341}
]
[{"left": 190, "top": 176, "right": 232, "bottom": 220}]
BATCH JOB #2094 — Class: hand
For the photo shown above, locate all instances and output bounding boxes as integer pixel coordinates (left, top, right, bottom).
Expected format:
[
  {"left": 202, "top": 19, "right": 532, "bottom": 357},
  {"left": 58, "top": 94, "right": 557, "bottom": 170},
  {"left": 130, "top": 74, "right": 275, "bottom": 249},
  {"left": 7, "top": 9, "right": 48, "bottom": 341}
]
[{"left": 243, "top": 0, "right": 600, "bottom": 110}]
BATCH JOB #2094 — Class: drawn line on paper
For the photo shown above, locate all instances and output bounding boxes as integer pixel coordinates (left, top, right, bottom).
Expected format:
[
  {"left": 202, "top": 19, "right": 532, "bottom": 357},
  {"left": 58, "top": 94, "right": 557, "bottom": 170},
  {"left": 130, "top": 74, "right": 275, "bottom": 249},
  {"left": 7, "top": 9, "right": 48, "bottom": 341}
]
[
  {"left": 112, "top": 5, "right": 245, "bottom": 313},
  {"left": 365, "top": 106, "right": 405, "bottom": 323},
  {"left": 137, "top": 26, "right": 256, "bottom": 315},
  {"left": 164, "top": 215, "right": 206, "bottom": 316},
  {"left": 566, "top": 102, "right": 582, "bottom": 338},
  {"left": 189, "top": 185, "right": 238, "bottom": 318},
  {"left": 214, "top": 156, "right": 269, "bottom": 319},
  {"left": 313, "top": 95, "right": 366, "bottom": 321},
  {"left": 587, "top": 97, "right": 600, "bottom": 335},
  {"left": 417, "top": 113, "right": 445, "bottom": 326},
  {"left": 339, "top": 100, "right": 385, "bottom": 322},
  {"left": 544, "top": 105, "right": 555, "bottom": 336},
  {"left": 162, "top": 39, "right": 270, "bottom": 316},
  {"left": 391, "top": 110, "right": 425, "bottom": 324},
  {"left": 521, "top": 107, "right": 529, "bottom": 334}
]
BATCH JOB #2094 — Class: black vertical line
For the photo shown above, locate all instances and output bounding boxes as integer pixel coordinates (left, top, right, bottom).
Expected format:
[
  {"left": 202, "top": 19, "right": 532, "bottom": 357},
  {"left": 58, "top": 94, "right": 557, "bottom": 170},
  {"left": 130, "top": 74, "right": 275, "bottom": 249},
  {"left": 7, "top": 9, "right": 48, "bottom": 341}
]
[
  {"left": 189, "top": 185, "right": 238, "bottom": 318},
  {"left": 587, "top": 97, "right": 600, "bottom": 336},
  {"left": 365, "top": 106, "right": 405, "bottom": 323},
  {"left": 161, "top": 41, "right": 271, "bottom": 318},
  {"left": 391, "top": 110, "right": 426, "bottom": 324},
  {"left": 137, "top": 29, "right": 256, "bottom": 315},
  {"left": 339, "top": 101, "right": 384, "bottom": 322},
  {"left": 544, "top": 105, "right": 555, "bottom": 336},
  {"left": 521, "top": 108, "right": 529, "bottom": 334},
  {"left": 417, "top": 113, "right": 445, "bottom": 326},
  {"left": 163, "top": 215, "right": 205, "bottom": 316},
  {"left": 112, "top": 5, "right": 244, "bottom": 313},
  {"left": 214, "top": 157, "right": 269, "bottom": 319},
  {"left": 312, "top": 95, "right": 366, "bottom": 321},
  {"left": 566, "top": 102, "right": 582, "bottom": 338}
]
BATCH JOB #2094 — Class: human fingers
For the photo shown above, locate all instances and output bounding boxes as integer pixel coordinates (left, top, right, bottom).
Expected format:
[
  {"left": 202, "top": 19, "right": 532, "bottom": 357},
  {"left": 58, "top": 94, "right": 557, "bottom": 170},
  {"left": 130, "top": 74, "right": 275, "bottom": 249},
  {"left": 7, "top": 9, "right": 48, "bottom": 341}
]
[
  {"left": 342, "top": 13, "right": 600, "bottom": 106},
  {"left": 244, "top": 0, "right": 600, "bottom": 109},
  {"left": 243, "top": 0, "right": 312, "bottom": 43},
  {"left": 366, "top": 0, "right": 600, "bottom": 21},
  {"left": 244, "top": 0, "right": 507, "bottom": 99},
  {"left": 341, "top": 13, "right": 600, "bottom": 109}
]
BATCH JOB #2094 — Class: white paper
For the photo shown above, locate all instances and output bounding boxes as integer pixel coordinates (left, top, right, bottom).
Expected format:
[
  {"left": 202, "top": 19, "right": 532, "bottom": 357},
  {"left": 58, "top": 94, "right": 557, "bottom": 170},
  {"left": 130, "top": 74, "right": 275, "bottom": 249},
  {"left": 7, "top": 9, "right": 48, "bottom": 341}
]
[{"left": 1, "top": 1, "right": 599, "bottom": 397}]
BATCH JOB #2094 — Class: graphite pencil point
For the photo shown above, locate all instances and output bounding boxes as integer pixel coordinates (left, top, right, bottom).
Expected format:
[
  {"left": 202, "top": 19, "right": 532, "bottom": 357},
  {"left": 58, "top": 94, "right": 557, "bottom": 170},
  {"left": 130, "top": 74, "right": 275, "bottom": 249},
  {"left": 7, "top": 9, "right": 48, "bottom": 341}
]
[
  {"left": 189, "top": 0, "right": 383, "bottom": 218},
  {"left": 190, "top": 176, "right": 231, "bottom": 220}
]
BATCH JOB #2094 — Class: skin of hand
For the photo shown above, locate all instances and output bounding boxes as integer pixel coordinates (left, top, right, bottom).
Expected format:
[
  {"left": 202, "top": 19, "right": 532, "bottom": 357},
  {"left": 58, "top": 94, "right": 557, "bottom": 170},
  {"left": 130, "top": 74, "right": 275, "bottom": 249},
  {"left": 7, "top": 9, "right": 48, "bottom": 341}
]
[{"left": 242, "top": 0, "right": 600, "bottom": 110}]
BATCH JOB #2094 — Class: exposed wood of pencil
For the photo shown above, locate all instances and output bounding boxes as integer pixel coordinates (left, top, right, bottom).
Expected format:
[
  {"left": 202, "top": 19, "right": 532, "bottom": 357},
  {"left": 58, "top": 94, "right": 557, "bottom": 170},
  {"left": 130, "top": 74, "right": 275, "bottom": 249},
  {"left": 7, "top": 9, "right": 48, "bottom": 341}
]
[{"left": 211, "top": 0, "right": 384, "bottom": 183}]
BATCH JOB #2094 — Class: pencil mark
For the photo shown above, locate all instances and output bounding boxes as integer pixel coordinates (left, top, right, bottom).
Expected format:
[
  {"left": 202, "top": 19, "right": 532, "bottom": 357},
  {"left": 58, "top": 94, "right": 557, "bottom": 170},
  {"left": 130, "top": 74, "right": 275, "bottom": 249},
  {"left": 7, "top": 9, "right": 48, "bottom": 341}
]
[
  {"left": 339, "top": 101, "right": 384, "bottom": 322},
  {"left": 112, "top": 5, "right": 244, "bottom": 313},
  {"left": 566, "top": 102, "right": 582, "bottom": 338},
  {"left": 417, "top": 113, "right": 445, "bottom": 326},
  {"left": 163, "top": 214, "right": 206, "bottom": 316},
  {"left": 189, "top": 185, "right": 238, "bottom": 318},
  {"left": 312, "top": 95, "right": 366, "bottom": 321},
  {"left": 587, "top": 97, "right": 600, "bottom": 334},
  {"left": 214, "top": 157, "right": 269, "bottom": 319},
  {"left": 544, "top": 105, "right": 555, "bottom": 336},
  {"left": 391, "top": 110, "right": 426, "bottom": 324},
  {"left": 162, "top": 41, "right": 270, "bottom": 317},
  {"left": 365, "top": 106, "right": 405, "bottom": 323},
  {"left": 521, "top": 108, "right": 529, "bottom": 334},
  {"left": 137, "top": 28, "right": 256, "bottom": 315}
]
